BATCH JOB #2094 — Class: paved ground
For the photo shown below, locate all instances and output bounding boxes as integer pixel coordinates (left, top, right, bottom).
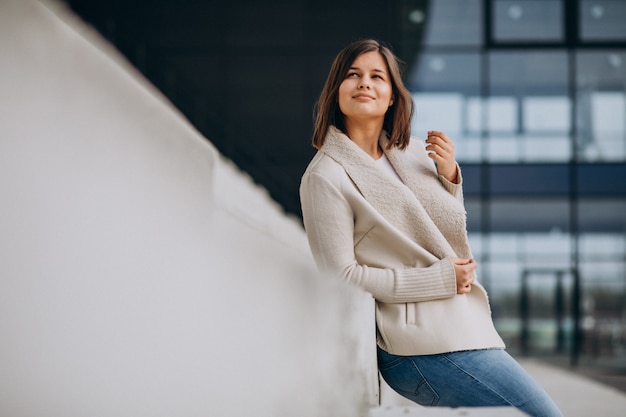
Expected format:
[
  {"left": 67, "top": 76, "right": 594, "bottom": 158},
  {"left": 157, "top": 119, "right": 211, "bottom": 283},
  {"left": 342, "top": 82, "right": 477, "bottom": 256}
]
[
  {"left": 538, "top": 354, "right": 626, "bottom": 394},
  {"left": 519, "top": 358, "right": 626, "bottom": 417}
]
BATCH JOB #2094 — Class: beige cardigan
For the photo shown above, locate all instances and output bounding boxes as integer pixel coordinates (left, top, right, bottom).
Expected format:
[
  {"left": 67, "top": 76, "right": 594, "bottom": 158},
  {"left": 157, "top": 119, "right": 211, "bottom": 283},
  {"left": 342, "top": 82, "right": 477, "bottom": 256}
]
[{"left": 300, "top": 127, "right": 505, "bottom": 355}]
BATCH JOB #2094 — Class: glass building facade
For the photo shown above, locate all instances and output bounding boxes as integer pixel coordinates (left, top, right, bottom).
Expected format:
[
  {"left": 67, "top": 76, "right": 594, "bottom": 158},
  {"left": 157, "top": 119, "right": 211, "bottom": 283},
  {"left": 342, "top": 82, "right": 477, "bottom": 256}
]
[
  {"left": 407, "top": 0, "right": 626, "bottom": 363},
  {"left": 68, "top": 0, "right": 625, "bottom": 368}
]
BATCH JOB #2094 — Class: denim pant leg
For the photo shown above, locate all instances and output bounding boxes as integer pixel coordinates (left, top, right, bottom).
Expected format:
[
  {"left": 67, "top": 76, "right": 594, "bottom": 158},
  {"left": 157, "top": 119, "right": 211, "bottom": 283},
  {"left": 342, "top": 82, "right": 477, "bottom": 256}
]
[{"left": 378, "top": 347, "right": 563, "bottom": 417}]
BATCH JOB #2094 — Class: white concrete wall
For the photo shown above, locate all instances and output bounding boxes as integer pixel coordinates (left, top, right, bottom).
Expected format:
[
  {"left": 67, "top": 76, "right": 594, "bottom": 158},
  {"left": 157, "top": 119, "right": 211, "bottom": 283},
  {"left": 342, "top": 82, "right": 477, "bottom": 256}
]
[{"left": 0, "top": 1, "right": 378, "bottom": 416}]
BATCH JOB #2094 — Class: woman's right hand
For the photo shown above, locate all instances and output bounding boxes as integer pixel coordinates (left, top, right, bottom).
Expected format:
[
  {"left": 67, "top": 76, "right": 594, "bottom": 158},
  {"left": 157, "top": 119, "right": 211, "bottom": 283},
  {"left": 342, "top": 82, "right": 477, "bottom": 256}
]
[{"left": 452, "top": 257, "right": 476, "bottom": 294}]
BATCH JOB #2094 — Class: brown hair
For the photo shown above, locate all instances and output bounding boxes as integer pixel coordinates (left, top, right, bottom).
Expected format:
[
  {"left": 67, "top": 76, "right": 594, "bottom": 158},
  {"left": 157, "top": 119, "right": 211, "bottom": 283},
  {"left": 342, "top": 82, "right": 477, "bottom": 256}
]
[{"left": 312, "top": 39, "right": 414, "bottom": 150}]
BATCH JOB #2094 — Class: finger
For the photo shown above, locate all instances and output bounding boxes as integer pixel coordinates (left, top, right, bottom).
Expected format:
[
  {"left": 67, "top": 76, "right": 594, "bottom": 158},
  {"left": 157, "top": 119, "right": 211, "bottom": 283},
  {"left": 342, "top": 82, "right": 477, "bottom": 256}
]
[
  {"left": 427, "top": 130, "right": 446, "bottom": 138},
  {"left": 427, "top": 151, "right": 453, "bottom": 166},
  {"left": 452, "top": 257, "right": 472, "bottom": 265},
  {"left": 425, "top": 142, "right": 451, "bottom": 153},
  {"left": 426, "top": 135, "right": 454, "bottom": 154},
  {"left": 426, "top": 132, "right": 450, "bottom": 142},
  {"left": 426, "top": 147, "right": 453, "bottom": 162},
  {"left": 427, "top": 131, "right": 452, "bottom": 144},
  {"left": 425, "top": 137, "right": 452, "bottom": 151},
  {"left": 425, "top": 140, "right": 454, "bottom": 156},
  {"left": 463, "top": 275, "right": 474, "bottom": 286},
  {"left": 426, "top": 145, "right": 454, "bottom": 162}
]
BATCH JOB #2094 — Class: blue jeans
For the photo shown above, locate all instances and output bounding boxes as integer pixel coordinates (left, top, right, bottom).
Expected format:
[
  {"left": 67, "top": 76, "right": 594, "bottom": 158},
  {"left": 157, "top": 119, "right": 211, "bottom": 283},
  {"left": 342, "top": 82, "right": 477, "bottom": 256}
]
[{"left": 378, "top": 347, "right": 563, "bottom": 417}]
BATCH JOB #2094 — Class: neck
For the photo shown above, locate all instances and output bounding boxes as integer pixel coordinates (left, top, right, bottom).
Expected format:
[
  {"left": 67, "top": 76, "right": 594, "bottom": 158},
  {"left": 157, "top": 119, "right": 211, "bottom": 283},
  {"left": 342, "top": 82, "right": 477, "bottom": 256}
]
[{"left": 344, "top": 118, "right": 384, "bottom": 159}]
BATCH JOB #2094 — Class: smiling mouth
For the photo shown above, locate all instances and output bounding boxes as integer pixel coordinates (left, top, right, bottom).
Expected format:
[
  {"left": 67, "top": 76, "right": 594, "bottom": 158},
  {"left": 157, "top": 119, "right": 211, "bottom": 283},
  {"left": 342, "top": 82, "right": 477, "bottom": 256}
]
[{"left": 353, "top": 94, "right": 375, "bottom": 100}]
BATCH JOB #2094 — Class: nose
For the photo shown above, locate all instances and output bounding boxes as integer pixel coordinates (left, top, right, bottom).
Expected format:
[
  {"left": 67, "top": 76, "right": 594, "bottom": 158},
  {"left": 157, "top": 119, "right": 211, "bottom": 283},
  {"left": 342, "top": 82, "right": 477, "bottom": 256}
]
[{"left": 358, "top": 78, "right": 371, "bottom": 89}]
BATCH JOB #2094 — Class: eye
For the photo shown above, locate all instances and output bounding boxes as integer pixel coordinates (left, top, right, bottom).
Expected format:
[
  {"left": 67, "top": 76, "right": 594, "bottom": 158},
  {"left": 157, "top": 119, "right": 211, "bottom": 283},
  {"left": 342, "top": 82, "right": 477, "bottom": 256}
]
[{"left": 346, "top": 72, "right": 359, "bottom": 78}]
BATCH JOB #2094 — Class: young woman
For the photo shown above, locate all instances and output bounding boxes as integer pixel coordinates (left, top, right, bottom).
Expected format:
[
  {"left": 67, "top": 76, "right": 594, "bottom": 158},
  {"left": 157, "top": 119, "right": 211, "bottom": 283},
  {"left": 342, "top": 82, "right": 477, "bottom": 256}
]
[{"left": 299, "top": 39, "right": 562, "bottom": 417}]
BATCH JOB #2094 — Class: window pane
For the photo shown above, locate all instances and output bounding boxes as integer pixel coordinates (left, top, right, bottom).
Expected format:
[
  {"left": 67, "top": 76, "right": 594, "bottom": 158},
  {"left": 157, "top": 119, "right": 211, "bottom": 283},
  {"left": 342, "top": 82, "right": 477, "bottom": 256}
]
[
  {"left": 576, "top": 51, "right": 626, "bottom": 161},
  {"left": 408, "top": 53, "right": 481, "bottom": 94},
  {"left": 580, "top": 233, "right": 625, "bottom": 258},
  {"left": 578, "top": 199, "right": 626, "bottom": 232},
  {"left": 493, "top": 0, "right": 564, "bottom": 42},
  {"left": 489, "top": 51, "right": 569, "bottom": 95},
  {"left": 412, "top": 93, "right": 463, "bottom": 134},
  {"left": 488, "top": 51, "right": 570, "bottom": 162},
  {"left": 489, "top": 199, "right": 570, "bottom": 234},
  {"left": 466, "top": 198, "right": 488, "bottom": 233},
  {"left": 423, "top": 0, "right": 483, "bottom": 46},
  {"left": 523, "top": 97, "right": 570, "bottom": 132},
  {"left": 580, "top": 0, "right": 626, "bottom": 41}
]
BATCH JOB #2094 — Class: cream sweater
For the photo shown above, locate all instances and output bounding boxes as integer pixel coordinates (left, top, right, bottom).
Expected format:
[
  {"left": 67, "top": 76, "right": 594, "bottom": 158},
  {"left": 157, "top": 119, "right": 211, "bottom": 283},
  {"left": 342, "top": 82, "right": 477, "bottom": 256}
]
[{"left": 300, "top": 127, "right": 505, "bottom": 355}]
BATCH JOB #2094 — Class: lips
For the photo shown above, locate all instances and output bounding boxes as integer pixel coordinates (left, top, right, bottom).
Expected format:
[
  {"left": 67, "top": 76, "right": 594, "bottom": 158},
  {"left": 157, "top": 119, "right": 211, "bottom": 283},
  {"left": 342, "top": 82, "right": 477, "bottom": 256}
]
[{"left": 353, "top": 93, "right": 375, "bottom": 100}]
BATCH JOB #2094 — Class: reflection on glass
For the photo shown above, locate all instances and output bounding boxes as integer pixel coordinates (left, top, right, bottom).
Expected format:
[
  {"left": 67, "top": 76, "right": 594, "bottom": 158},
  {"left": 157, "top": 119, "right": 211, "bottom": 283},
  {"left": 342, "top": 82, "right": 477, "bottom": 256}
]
[
  {"left": 590, "top": 93, "right": 626, "bottom": 160},
  {"left": 408, "top": 53, "right": 481, "bottom": 94},
  {"left": 522, "top": 96, "right": 572, "bottom": 162},
  {"left": 489, "top": 200, "right": 571, "bottom": 234},
  {"left": 523, "top": 135, "right": 570, "bottom": 162},
  {"left": 484, "top": 51, "right": 571, "bottom": 162},
  {"left": 580, "top": 0, "right": 626, "bottom": 41},
  {"left": 478, "top": 231, "right": 624, "bottom": 283},
  {"left": 412, "top": 93, "right": 463, "bottom": 134},
  {"left": 489, "top": 51, "right": 569, "bottom": 95},
  {"left": 493, "top": 0, "right": 563, "bottom": 42},
  {"left": 466, "top": 97, "right": 519, "bottom": 133},
  {"left": 465, "top": 97, "right": 519, "bottom": 133},
  {"left": 580, "top": 233, "right": 625, "bottom": 257},
  {"left": 489, "top": 97, "right": 518, "bottom": 132},
  {"left": 487, "top": 135, "right": 519, "bottom": 162},
  {"left": 422, "top": 0, "right": 482, "bottom": 46},
  {"left": 523, "top": 97, "right": 570, "bottom": 132},
  {"left": 578, "top": 199, "right": 626, "bottom": 232},
  {"left": 577, "top": 51, "right": 626, "bottom": 90},
  {"left": 576, "top": 51, "right": 626, "bottom": 161}
]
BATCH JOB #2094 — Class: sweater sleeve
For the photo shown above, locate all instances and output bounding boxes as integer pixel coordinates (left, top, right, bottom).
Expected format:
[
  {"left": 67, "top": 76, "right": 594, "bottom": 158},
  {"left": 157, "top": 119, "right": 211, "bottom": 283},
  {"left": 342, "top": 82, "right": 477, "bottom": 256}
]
[
  {"left": 300, "top": 171, "right": 456, "bottom": 304},
  {"left": 438, "top": 162, "right": 464, "bottom": 203}
]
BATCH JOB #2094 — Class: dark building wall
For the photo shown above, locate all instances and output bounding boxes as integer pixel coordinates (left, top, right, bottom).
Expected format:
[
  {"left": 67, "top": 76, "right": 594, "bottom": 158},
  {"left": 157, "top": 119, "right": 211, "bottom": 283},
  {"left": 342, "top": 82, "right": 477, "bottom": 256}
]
[{"left": 68, "top": 0, "right": 426, "bottom": 216}]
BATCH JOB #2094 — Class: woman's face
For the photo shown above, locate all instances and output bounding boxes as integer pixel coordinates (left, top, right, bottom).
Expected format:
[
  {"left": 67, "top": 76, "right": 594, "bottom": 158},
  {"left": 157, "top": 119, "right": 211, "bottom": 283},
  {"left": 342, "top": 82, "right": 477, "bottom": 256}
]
[{"left": 338, "top": 51, "right": 394, "bottom": 124}]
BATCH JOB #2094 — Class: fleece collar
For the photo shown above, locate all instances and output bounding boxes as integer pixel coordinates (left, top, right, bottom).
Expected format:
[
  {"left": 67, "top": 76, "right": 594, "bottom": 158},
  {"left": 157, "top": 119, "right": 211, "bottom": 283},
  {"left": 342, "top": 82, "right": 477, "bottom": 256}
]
[{"left": 320, "top": 126, "right": 470, "bottom": 260}]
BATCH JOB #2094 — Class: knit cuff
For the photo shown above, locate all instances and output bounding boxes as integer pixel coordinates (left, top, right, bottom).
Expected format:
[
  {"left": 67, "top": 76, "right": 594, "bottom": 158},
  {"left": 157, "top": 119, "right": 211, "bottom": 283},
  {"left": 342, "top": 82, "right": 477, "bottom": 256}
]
[
  {"left": 393, "top": 257, "right": 457, "bottom": 303},
  {"left": 438, "top": 163, "right": 463, "bottom": 198}
]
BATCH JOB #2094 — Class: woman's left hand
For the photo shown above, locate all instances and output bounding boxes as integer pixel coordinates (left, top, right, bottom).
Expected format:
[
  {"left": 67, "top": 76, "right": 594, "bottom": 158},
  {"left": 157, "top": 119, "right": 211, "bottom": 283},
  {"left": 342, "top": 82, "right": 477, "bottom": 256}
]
[{"left": 425, "top": 130, "right": 458, "bottom": 183}]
